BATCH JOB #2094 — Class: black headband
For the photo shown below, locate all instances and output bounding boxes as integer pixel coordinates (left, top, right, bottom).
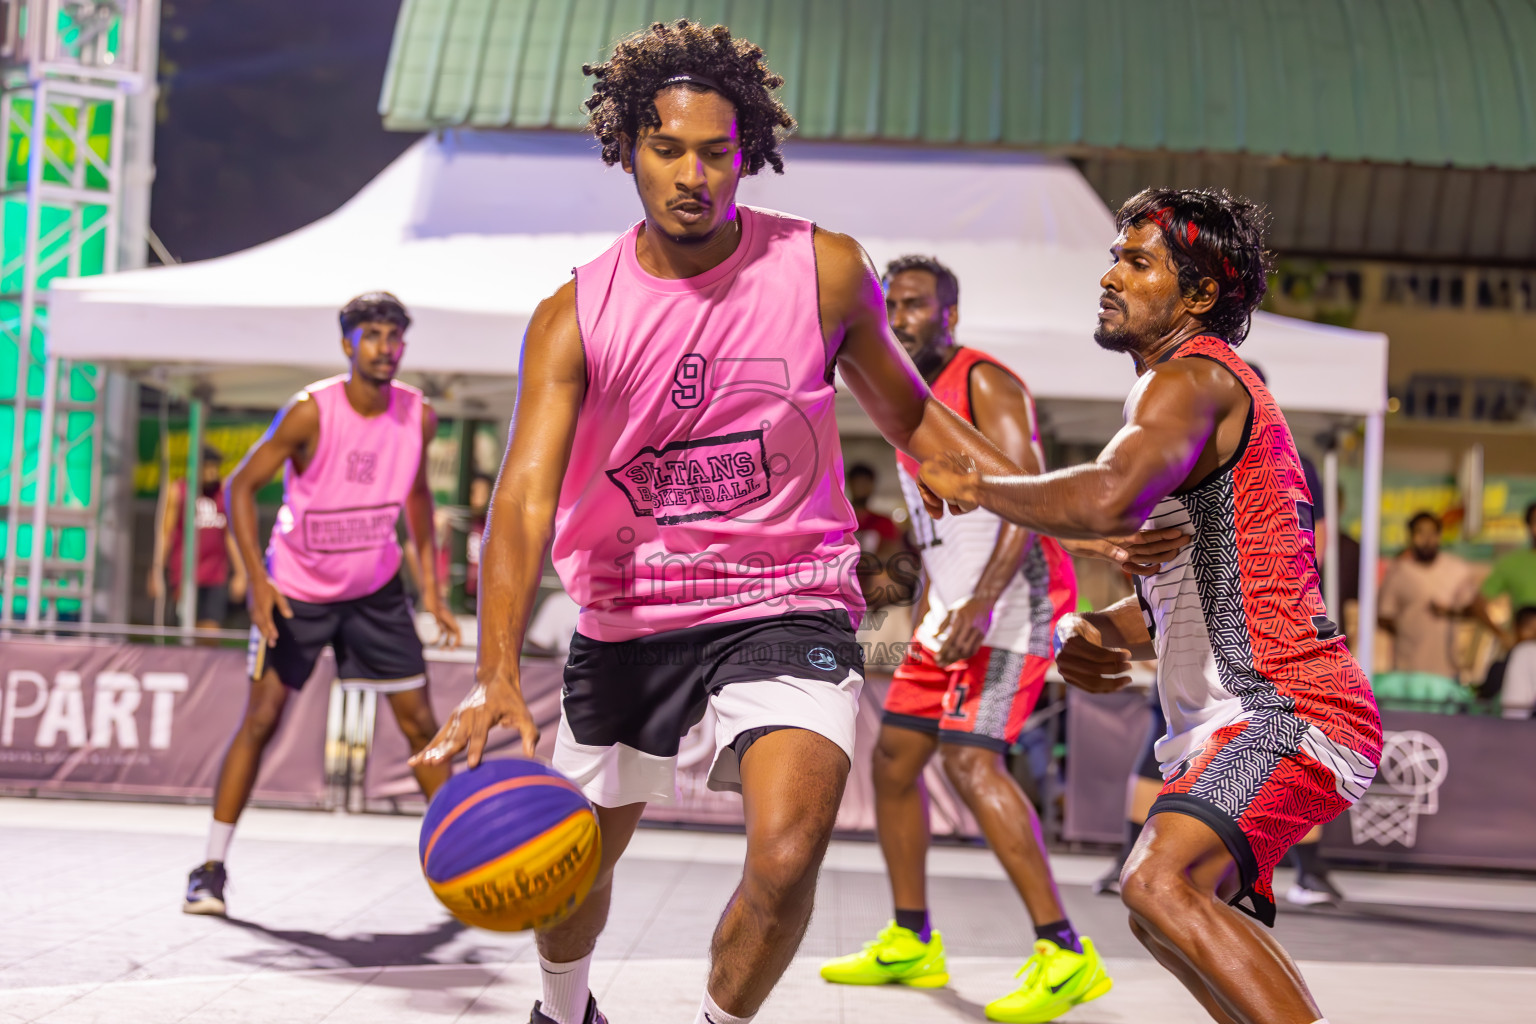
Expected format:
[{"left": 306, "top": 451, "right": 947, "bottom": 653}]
[{"left": 657, "top": 72, "right": 730, "bottom": 101}]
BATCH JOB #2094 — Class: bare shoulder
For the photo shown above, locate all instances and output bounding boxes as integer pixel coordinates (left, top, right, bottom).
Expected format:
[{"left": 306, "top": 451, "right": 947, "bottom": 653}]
[
  {"left": 274, "top": 389, "right": 319, "bottom": 435},
  {"left": 419, "top": 395, "right": 438, "bottom": 438},
  {"left": 970, "top": 361, "right": 1028, "bottom": 405},
  {"left": 530, "top": 278, "right": 579, "bottom": 335},
  {"left": 812, "top": 227, "right": 882, "bottom": 343},
  {"left": 523, "top": 278, "right": 585, "bottom": 382},
  {"left": 812, "top": 225, "right": 877, "bottom": 293},
  {"left": 1128, "top": 356, "right": 1241, "bottom": 418}
]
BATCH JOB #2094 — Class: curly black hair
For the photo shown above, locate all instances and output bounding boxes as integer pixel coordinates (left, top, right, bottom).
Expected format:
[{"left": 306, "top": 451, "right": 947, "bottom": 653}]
[
  {"left": 883, "top": 255, "right": 960, "bottom": 308},
  {"left": 1116, "top": 187, "right": 1273, "bottom": 344},
  {"left": 583, "top": 20, "right": 795, "bottom": 175}
]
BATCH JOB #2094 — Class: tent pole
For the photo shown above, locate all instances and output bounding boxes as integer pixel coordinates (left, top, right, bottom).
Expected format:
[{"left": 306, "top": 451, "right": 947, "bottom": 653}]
[
  {"left": 23, "top": 355, "right": 60, "bottom": 626},
  {"left": 1323, "top": 443, "right": 1340, "bottom": 622},
  {"left": 1355, "top": 412, "right": 1385, "bottom": 679},
  {"left": 179, "top": 398, "right": 204, "bottom": 635}
]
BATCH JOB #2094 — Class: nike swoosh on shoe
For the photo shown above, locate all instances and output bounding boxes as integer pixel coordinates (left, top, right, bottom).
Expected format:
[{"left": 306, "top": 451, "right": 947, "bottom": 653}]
[
  {"left": 1049, "top": 964, "right": 1087, "bottom": 994},
  {"left": 875, "top": 955, "right": 924, "bottom": 968}
]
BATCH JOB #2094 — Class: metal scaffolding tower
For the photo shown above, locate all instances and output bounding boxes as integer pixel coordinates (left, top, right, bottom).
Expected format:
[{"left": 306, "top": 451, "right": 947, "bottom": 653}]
[{"left": 0, "top": 0, "right": 157, "bottom": 625}]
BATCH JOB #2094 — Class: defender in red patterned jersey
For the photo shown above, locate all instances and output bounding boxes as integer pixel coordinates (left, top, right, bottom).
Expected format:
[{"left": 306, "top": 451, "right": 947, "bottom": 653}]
[{"left": 920, "top": 188, "right": 1381, "bottom": 1024}]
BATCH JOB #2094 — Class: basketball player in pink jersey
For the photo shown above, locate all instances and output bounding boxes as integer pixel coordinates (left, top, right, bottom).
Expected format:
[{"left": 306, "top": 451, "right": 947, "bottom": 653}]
[
  {"left": 183, "top": 292, "right": 460, "bottom": 916},
  {"left": 410, "top": 21, "right": 1164, "bottom": 1024},
  {"left": 920, "top": 189, "right": 1382, "bottom": 1024},
  {"left": 820, "top": 256, "right": 1111, "bottom": 1021}
]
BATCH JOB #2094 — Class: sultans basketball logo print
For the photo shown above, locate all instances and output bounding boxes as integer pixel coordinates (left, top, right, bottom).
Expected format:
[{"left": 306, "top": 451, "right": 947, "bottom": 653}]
[{"left": 606, "top": 430, "right": 772, "bottom": 525}]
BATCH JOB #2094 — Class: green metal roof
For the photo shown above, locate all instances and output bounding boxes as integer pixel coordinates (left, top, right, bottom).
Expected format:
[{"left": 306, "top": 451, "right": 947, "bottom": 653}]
[{"left": 380, "top": 0, "right": 1536, "bottom": 170}]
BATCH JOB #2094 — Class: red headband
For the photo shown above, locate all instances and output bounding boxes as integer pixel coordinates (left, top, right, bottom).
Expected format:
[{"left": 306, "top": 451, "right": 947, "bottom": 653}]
[{"left": 1143, "top": 206, "right": 1242, "bottom": 298}]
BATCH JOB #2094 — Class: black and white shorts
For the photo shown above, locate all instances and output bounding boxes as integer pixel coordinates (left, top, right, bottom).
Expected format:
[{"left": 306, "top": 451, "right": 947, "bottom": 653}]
[
  {"left": 248, "top": 577, "right": 427, "bottom": 692},
  {"left": 552, "top": 610, "right": 864, "bottom": 806}
]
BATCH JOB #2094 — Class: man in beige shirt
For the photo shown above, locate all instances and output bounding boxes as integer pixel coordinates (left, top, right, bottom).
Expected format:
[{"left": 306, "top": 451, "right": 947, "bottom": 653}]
[{"left": 1379, "top": 512, "right": 1477, "bottom": 679}]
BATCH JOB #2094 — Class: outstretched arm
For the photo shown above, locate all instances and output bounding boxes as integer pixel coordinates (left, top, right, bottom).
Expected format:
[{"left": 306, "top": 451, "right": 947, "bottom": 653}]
[
  {"left": 921, "top": 359, "right": 1237, "bottom": 538},
  {"left": 819, "top": 228, "right": 1021, "bottom": 481},
  {"left": 414, "top": 280, "right": 585, "bottom": 767}
]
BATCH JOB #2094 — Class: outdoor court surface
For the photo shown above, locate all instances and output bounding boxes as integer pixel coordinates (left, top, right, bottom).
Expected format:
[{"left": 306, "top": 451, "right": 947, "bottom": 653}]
[{"left": 2, "top": 798, "right": 1533, "bottom": 1024}]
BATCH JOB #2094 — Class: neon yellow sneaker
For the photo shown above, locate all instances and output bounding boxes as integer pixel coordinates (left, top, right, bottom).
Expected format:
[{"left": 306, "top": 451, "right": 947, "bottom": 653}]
[
  {"left": 984, "top": 937, "right": 1112, "bottom": 1022},
  {"left": 819, "top": 921, "right": 949, "bottom": 988}
]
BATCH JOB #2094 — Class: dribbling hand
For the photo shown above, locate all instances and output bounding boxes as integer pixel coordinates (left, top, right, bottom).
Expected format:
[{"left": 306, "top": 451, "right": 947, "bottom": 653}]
[
  {"left": 1053, "top": 614, "right": 1133, "bottom": 694},
  {"left": 248, "top": 575, "right": 294, "bottom": 647},
  {"left": 411, "top": 676, "right": 539, "bottom": 769}
]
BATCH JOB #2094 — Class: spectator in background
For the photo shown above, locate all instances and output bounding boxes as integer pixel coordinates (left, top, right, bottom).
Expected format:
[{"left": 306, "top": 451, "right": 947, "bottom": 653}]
[
  {"left": 846, "top": 461, "right": 915, "bottom": 611},
  {"left": 847, "top": 462, "right": 900, "bottom": 553},
  {"left": 1378, "top": 512, "right": 1477, "bottom": 679},
  {"left": 149, "top": 445, "right": 245, "bottom": 629},
  {"left": 1484, "top": 606, "right": 1536, "bottom": 718},
  {"left": 1499, "top": 607, "right": 1536, "bottom": 718},
  {"left": 1472, "top": 501, "right": 1536, "bottom": 651}
]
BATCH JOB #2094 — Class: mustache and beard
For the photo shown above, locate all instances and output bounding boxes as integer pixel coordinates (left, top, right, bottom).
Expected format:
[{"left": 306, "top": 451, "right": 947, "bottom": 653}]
[
  {"left": 1093, "top": 291, "right": 1180, "bottom": 353},
  {"left": 894, "top": 326, "right": 950, "bottom": 380}
]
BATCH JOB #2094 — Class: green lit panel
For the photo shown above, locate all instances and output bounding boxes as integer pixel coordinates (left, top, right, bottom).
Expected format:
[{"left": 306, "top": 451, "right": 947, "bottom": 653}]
[
  {"left": 0, "top": 404, "right": 42, "bottom": 501},
  {"left": 5, "top": 98, "right": 116, "bottom": 190}
]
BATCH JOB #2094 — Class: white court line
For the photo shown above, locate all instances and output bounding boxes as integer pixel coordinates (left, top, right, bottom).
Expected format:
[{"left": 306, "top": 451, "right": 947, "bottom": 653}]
[{"left": 5, "top": 797, "right": 1535, "bottom": 914}]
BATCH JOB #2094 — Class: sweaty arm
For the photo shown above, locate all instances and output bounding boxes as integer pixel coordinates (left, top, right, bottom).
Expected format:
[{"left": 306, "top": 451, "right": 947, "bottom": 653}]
[
  {"left": 403, "top": 402, "right": 460, "bottom": 647},
  {"left": 818, "top": 229, "right": 1022, "bottom": 482},
  {"left": 922, "top": 358, "right": 1243, "bottom": 539},
  {"left": 227, "top": 393, "right": 320, "bottom": 645},
  {"left": 414, "top": 281, "right": 585, "bottom": 766}
]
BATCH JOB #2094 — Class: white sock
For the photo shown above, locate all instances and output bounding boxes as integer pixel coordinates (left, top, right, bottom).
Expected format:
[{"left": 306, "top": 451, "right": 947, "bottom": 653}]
[
  {"left": 206, "top": 820, "right": 235, "bottom": 864},
  {"left": 696, "top": 990, "right": 754, "bottom": 1024},
  {"left": 538, "top": 952, "right": 592, "bottom": 1024}
]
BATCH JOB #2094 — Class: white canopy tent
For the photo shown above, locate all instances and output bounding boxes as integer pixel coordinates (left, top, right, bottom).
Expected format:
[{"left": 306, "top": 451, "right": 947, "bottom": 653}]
[{"left": 48, "top": 131, "right": 1387, "bottom": 668}]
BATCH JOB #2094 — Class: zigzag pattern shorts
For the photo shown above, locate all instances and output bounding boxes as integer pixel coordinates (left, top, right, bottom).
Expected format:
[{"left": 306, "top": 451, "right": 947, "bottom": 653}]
[{"left": 1150, "top": 711, "right": 1352, "bottom": 926}]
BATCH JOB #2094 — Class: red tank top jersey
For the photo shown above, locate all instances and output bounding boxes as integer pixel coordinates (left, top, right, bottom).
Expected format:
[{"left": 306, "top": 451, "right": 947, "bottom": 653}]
[
  {"left": 895, "top": 348, "right": 1076, "bottom": 656},
  {"left": 1133, "top": 337, "right": 1381, "bottom": 791}
]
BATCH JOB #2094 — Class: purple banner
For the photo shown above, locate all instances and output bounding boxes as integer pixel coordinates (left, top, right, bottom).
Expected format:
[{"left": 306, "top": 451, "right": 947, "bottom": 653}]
[
  {"left": 1062, "top": 687, "right": 1536, "bottom": 871},
  {"left": 0, "top": 638, "right": 330, "bottom": 807},
  {"left": 1062, "top": 687, "right": 1151, "bottom": 844},
  {"left": 363, "top": 662, "right": 982, "bottom": 837}
]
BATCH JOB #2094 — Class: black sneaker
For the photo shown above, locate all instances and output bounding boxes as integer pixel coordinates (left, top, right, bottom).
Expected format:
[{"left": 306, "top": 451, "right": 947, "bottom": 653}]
[
  {"left": 530, "top": 995, "right": 606, "bottom": 1024},
  {"left": 1286, "top": 870, "right": 1343, "bottom": 907},
  {"left": 184, "top": 861, "right": 228, "bottom": 916}
]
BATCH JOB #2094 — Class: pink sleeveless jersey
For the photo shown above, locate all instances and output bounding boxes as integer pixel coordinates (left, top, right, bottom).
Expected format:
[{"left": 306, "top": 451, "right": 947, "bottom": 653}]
[
  {"left": 266, "top": 375, "right": 424, "bottom": 604},
  {"left": 558, "top": 206, "right": 864, "bottom": 641}
]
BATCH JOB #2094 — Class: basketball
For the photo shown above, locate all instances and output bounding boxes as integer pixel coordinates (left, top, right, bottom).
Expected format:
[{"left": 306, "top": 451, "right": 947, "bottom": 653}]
[{"left": 418, "top": 758, "right": 602, "bottom": 932}]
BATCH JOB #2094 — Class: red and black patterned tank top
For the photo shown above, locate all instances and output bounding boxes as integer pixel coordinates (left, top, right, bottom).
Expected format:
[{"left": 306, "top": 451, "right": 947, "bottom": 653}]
[{"left": 1132, "top": 336, "right": 1381, "bottom": 786}]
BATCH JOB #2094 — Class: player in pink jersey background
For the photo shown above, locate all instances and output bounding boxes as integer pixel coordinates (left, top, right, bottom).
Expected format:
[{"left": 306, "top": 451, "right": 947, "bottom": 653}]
[
  {"left": 413, "top": 22, "right": 1171, "bottom": 1024},
  {"left": 184, "top": 292, "right": 460, "bottom": 916}
]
